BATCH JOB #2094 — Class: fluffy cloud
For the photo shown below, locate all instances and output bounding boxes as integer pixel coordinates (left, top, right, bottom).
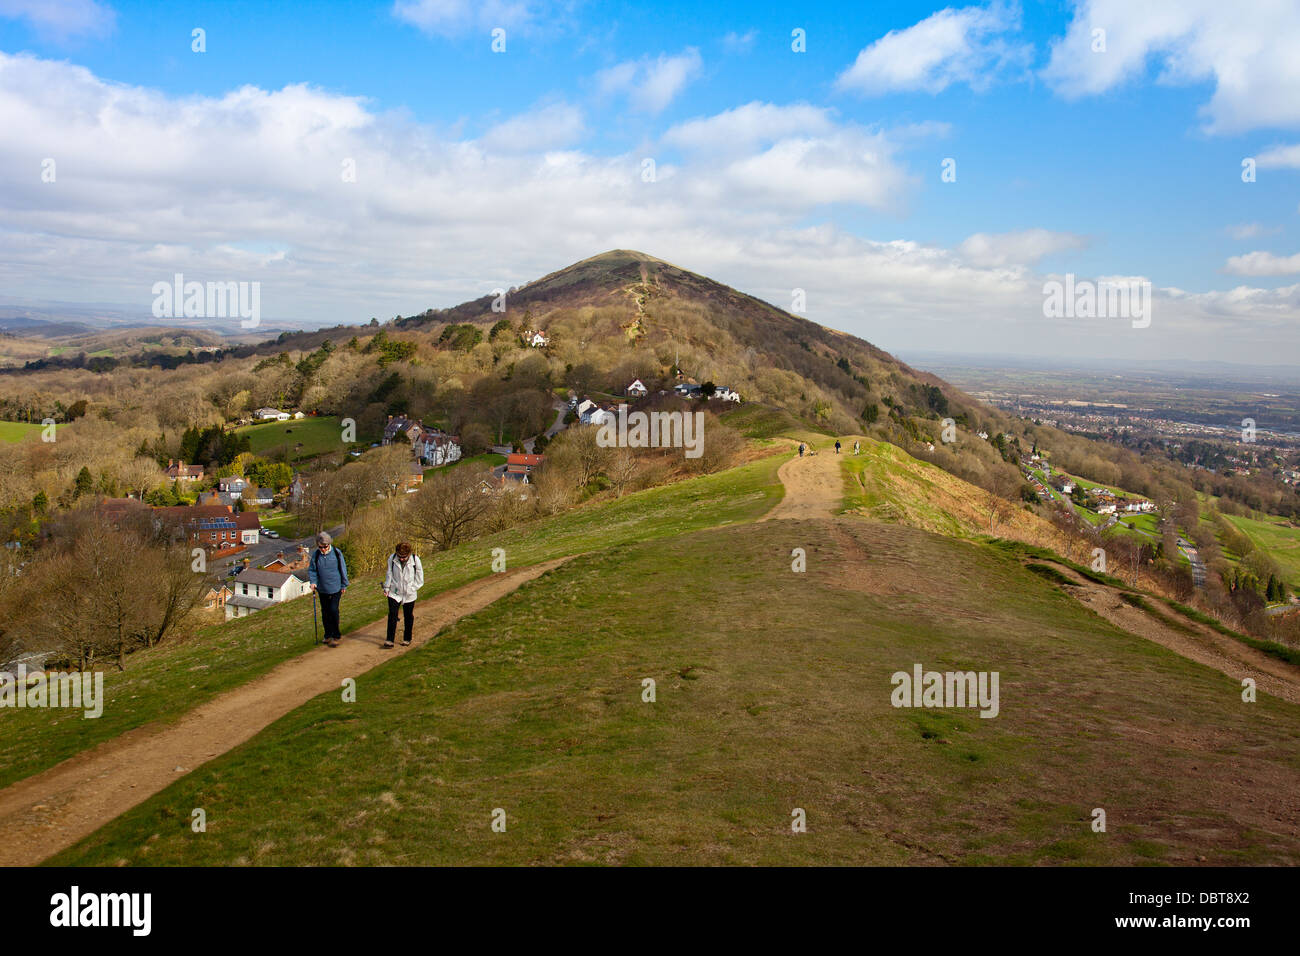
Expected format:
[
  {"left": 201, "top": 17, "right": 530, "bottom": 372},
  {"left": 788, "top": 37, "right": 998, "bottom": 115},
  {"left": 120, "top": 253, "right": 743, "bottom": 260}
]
[
  {"left": 1043, "top": 0, "right": 1300, "bottom": 134},
  {"left": 1224, "top": 251, "right": 1300, "bottom": 276},
  {"left": 0, "top": 51, "right": 1295, "bottom": 362},
  {"left": 1257, "top": 143, "right": 1300, "bottom": 169},
  {"left": 722, "top": 29, "right": 758, "bottom": 54},
  {"left": 392, "top": 0, "right": 541, "bottom": 35},
  {"left": 836, "top": 2, "right": 1029, "bottom": 95},
  {"left": 662, "top": 102, "right": 836, "bottom": 152},
  {"left": 1226, "top": 223, "right": 1281, "bottom": 240},
  {"left": 957, "top": 229, "right": 1088, "bottom": 268},
  {"left": 598, "top": 48, "right": 703, "bottom": 114},
  {"left": 0, "top": 0, "right": 113, "bottom": 39},
  {"left": 480, "top": 102, "right": 584, "bottom": 151}
]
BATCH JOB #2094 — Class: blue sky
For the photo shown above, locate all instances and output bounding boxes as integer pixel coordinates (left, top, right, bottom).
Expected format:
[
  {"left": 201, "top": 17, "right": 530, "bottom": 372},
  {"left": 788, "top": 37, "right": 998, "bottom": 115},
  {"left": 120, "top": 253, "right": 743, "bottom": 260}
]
[{"left": 1, "top": 0, "right": 1298, "bottom": 362}]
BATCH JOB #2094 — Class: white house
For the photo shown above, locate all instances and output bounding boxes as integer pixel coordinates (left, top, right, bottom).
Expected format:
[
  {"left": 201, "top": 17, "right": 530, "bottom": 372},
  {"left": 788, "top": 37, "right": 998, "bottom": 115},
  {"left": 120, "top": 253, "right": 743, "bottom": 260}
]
[
  {"left": 575, "top": 398, "right": 598, "bottom": 419},
  {"left": 582, "top": 405, "right": 618, "bottom": 428},
  {"left": 225, "top": 569, "right": 311, "bottom": 621},
  {"left": 255, "top": 407, "right": 290, "bottom": 421},
  {"left": 522, "top": 329, "right": 549, "bottom": 347},
  {"left": 414, "top": 430, "right": 462, "bottom": 467},
  {"left": 713, "top": 386, "right": 741, "bottom": 403},
  {"left": 1096, "top": 503, "right": 1117, "bottom": 516},
  {"left": 625, "top": 379, "right": 648, "bottom": 397}
]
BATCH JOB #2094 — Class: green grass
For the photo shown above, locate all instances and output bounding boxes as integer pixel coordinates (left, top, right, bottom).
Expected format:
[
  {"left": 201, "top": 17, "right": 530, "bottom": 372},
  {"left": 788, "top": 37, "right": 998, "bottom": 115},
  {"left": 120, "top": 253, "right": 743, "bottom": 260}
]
[
  {"left": 256, "top": 512, "right": 302, "bottom": 538},
  {"left": 0, "top": 420, "right": 60, "bottom": 443},
  {"left": 52, "top": 519, "right": 1300, "bottom": 866},
  {"left": 1222, "top": 513, "right": 1300, "bottom": 589},
  {"left": 431, "top": 453, "right": 506, "bottom": 476},
  {"left": 1115, "top": 512, "right": 1160, "bottom": 535},
  {"left": 719, "top": 402, "right": 830, "bottom": 443},
  {"left": 236, "top": 416, "right": 357, "bottom": 461},
  {"left": 0, "top": 453, "right": 784, "bottom": 791}
]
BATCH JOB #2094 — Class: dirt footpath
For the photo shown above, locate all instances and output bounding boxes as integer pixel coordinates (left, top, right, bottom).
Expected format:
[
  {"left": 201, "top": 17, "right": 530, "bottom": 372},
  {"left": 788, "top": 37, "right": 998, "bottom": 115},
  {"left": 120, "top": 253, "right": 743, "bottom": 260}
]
[
  {"left": 0, "top": 559, "right": 568, "bottom": 866},
  {"left": 763, "top": 447, "right": 845, "bottom": 521},
  {"left": 1045, "top": 561, "right": 1300, "bottom": 706}
]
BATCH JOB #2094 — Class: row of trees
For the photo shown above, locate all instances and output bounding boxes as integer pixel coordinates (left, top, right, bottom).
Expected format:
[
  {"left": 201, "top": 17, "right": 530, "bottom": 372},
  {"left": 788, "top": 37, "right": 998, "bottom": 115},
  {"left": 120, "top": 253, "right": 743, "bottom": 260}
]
[{"left": 0, "top": 510, "right": 211, "bottom": 670}]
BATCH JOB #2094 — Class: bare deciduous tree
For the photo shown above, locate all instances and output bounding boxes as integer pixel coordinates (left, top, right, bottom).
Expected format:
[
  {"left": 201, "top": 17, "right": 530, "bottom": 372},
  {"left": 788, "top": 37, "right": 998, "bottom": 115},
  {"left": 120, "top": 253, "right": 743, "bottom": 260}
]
[{"left": 407, "top": 465, "right": 492, "bottom": 551}]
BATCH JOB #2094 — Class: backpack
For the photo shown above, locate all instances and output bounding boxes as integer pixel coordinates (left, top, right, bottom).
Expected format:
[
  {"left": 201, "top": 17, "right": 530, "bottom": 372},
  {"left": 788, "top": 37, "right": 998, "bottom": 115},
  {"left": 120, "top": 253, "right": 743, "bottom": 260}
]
[{"left": 312, "top": 547, "right": 342, "bottom": 583}]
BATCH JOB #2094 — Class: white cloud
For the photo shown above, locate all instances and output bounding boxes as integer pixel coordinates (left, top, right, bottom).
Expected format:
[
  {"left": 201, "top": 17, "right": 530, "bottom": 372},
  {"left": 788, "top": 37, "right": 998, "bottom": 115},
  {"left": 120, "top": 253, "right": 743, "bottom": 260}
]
[
  {"left": 957, "top": 229, "right": 1088, "bottom": 267},
  {"left": 392, "top": 0, "right": 541, "bottom": 35},
  {"left": 662, "top": 102, "right": 835, "bottom": 152},
  {"left": 0, "top": 52, "right": 1295, "bottom": 362},
  {"left": 1226, "top": 223, "right": 1281, "bottom": 240},
  {"left": 0, "top": 0, "right": 114, "bottom": 39},
  {"left": 1043, "top": 0, "right": 1300, "bottom": 134},
  {"left": 836, "top": 2, "right": 1028, "bottom": 96},
  {"left": 481, "top": 102, "right": 584, "bottom": 151},
  {"left": 1257, "top": 143, "right": 1300, "bottom": 169},
  {"left": 598, "top": 49, "right": 702, "bottom": 114},
  {"left": 1224, "top": 251, "right": 1300, "bottom": 276},
  {"left": 722, "top": 29, "right": 757, "bottom": 54}
]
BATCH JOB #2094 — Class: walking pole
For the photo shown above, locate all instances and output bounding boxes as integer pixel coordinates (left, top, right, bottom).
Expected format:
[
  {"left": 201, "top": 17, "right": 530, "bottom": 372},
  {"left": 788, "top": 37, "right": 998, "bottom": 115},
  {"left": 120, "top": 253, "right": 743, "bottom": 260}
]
[{"left": 312, "top": 590, "right": 319, "bottom": 646}]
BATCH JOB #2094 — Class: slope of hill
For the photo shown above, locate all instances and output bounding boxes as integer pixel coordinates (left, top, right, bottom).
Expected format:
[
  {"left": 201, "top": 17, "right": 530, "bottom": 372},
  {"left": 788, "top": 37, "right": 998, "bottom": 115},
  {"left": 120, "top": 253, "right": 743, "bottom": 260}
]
[
  {"left": 844, "top": 436, "right": 1055, "bottom": 544},
  {"left": 7, "top": 435, "right": 1300, "bottom": 866},
  {"left": 49, "top": 515, "right": 1300, "bottom": 866},
  {"left": 270, "top": 249, "right": 988, "bottom": 444}
]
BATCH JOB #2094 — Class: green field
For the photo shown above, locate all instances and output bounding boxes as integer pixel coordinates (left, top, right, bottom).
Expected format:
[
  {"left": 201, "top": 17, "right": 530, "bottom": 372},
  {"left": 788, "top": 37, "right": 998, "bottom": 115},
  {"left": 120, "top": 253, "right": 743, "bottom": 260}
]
[
  {"left": 0, "top": 420, "right": 60, "bottom": 443},
  {"left": 432, "top": 452, "right": 506, "bottom": 476},
  {"left": 0, "top": 454, "right": 784, "bottom": 791},
  {"left": 53, "top": 517, "right": 1300, "bottom": 866},
  {"left": 1223, "top": 513, "right": 1300, "bottom": 588},
  {"left": 236, "top": 416, "right": 355, "bottom": 461},
  {"left": 720, "top": 402, "right": 830, "bottom": 443},
  {"left": 1115, "top": 512, "right": 1159, "bottom": 535},
  {"left": 257, "top": 512, "right": 303, "bottom": 539}
]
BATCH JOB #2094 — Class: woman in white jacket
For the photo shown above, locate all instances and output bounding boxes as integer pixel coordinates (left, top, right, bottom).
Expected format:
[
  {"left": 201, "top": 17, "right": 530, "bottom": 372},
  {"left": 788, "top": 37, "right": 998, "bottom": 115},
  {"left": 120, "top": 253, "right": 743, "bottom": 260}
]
[{"left": 382, "top": 541, "right": 424, "bottom": 648}]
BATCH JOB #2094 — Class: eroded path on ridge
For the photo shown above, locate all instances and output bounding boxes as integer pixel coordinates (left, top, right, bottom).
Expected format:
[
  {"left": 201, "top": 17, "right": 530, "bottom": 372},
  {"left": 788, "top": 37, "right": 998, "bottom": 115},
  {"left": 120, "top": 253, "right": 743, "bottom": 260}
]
[
  {"left": 762, "top": 446, "right": 845, "bottom": 521},
  {"left": 763, "top": 440, "right": 1300, "bottom": 706},
  {"left": 0, "top": 559, "right": 568, "bottom": 866},
  {"left": 1039, "top": 561, "right": 1300, "bottom": 706}
]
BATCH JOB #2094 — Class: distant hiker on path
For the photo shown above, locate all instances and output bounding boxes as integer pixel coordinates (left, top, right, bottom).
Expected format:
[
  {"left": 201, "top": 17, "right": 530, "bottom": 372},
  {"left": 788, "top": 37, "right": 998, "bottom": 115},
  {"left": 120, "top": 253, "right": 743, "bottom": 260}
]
[
  {"left": 382, "top": 541, "right": 424, "bottom": 648},
  {"left": 798, "top": 442, "right": 806, "bottom": 457},
  {"left": 834, "top": 440, "right": 842, "bottom": 454},
  {"left": 853, "top": 441, "right": 860, "bottom": 455},
  {"left": 308, "top": 531, "right": 349, "bottom": 648}
]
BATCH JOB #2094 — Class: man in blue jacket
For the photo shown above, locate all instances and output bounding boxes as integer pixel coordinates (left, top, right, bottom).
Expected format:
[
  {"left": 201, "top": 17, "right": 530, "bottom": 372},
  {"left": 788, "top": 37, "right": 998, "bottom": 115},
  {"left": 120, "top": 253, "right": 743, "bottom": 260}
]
[{"left": 308, "top": 531, "right": 349, "bottom": 647}]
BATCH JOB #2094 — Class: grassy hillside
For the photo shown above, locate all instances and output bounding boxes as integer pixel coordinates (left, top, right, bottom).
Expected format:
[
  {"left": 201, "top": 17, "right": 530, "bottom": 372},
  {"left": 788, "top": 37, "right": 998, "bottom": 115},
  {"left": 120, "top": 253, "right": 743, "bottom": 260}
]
[
  {"left": 53, "top": 518, "right": 1300, "bottom": 866},
  {"left": 843, "top": 436, "right": 1056, "bottom": 545},
  {"left": 0, "top": 454, "right": 783, "bottom": 791},
  {"left": 1223, "top": 512, "right": 1300, "bottom": 589},
  {"left": 0, "top": 420, "right": 56, "bottom": 443},
  {"left": 236, "top": 415, "right": 354, "bottom": 461}
]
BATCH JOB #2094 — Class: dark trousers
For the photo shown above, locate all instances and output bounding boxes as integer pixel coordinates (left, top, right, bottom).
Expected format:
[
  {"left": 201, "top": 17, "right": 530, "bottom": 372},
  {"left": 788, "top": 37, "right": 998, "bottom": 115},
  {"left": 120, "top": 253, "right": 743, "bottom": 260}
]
[
  {"left": 386, "top": 598, "right": 414, "bottom": 644},
  {"left": 319, "top": 590, "right": 343, "bottom": 640}
]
